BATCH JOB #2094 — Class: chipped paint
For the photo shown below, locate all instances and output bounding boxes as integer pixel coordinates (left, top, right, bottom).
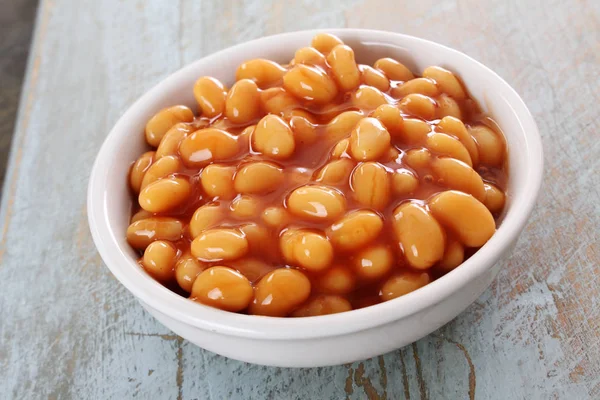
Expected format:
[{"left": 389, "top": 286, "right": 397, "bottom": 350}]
[
  {"left": 442, "top": 337, "right": 476, "bottom": 400},
  {"left": 378, "top": 356, "right": 388, "bottom": 399},
  {"left": 411, "top": 343, "right": 428, "bottom": 400},
  {"left": 354, "top": 362, "right": 380, "bottom": 400},
  {"left": 345, "top": 365, "right": 354, "bottom": 397},
  {"left": 399, "top": 349, "right": 411, "bottom": 399}
]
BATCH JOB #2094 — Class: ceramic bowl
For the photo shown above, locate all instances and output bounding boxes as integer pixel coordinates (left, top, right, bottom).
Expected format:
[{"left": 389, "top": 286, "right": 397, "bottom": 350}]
[{"left": 88, "top": 29, "right": 543, "bottom": 367}]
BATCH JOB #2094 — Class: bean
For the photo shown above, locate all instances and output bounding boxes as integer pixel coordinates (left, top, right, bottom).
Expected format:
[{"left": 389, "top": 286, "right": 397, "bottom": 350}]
[
  {"left": 228, "top": 257, "right": 276, "bottom": 283},
  {"left": 353, "top": 295, "right": 380, "bottom": 309},
  {"left": 354, "top": 244, "right": 393, "bottom": 279},
  {"left": 126, "top": 217, "right": 183, "bottom": 249},
  {"left": 351, "top": 85, "right": 387, "bottom": 110},
  {"left": 423, "top": 66, "right": 466, "bottom": 100},
  {"left": 279, "top": 229, "right": 297, "bottom": 262},
  {"left": 437, "top": 116, "right": 479, "bottom": 165},
  {"left": 294, "top": 47, "right": 327, "bottom": 67},
  {"left": 260, "top": 87, "right": 300, "bottom": 116},
  {"left": 436, "top": 94, "right": 462, "bottom": 119},
  {"left": 371, "top": 104, "right": 403, "bottom": 136},
  {"left": 311, "top": 33, "right": 344, "bottom": 55},
  {"left": 325, "top": 111, "right": 363, "bottom": 142},
  {"left": 261, "top": 206, "right": 291, "bottom": 229},
  {"left": 290, "top": 115, "right": 317, "bottom": 145},
  {"left": 392, "top": 169, "right": 419, "bottom": 195},
  {"left": 331, "top": 138, "right": 350, "bottom": 158},
  {"left": 189, "top": 203, "right": 225, "bottom": 238},
  {"left": 285, "top": 108, "right": 316, "bottom": 123},
  {"left": 327, "top": 44, "right": 361, "bottom": 92},
  {"left": 280, "top": 229, "right": 334, "bottom": 272},
  {"left": 315, "top": 158, "right": 354, "bottom": 185},
  {"left": 239, "top": 223, "right": 270, "bottom": 254},
  {"left": 191, "top": 228, "right": 249, "bottom": 262},
  {"left": 380, "top": 272, "right": 430, "bottom": 301},
  {"left": 349, "top": 117, "right": 391, "bottom": 161},
  {"left": 385, "top": 147, "right": 401, "bottom": 162},
  {"left": 145, "top": 106, "right": 194, "bottom": 147},
  {"left": 234, "top": 161, "right": 284, "bottom": 194},
  {"left": 155, "top": 123, "right": 194, "bottom": 159},
  {"left": 287, "top": 185, "right": 346, "bottom": 221},
  {"left": 130, "top": 209, "right": 152, "bottom": 223},
  {"left": 210, "top": 118, "right": 233, "bottom": 131},
  {"left": 426, "top": 132, "right": 473, "bottom": 166},
  {"left": 249, "top": 268, "right": 311, "bottom": 316},
  {"left": 469, "top": 125, "right": 505, "bottom": 167},
  {"left": 238, "top": 124, "right": 255, "bottom": 149},
  {"left": 175, "top": 252, "right": 205, "bottom": 292},
  {"left": 179, "top": 128, "right": 239, "bottom": 167},
  {"left": 399, "top": 93, "right": 437, "bottom": 120},
  {"left": 351, "top": 162, "right": 390, "bottom": 210},
  {"left": 399, "top": 118, "right": 431, "bottom": 145},
  {"left": 291, "top": 295, "right": 352, "bottom": 317},
  {"left": 431, "top": 157, "right": 485, "bottom": 200},
  {"left": 392, "top": 77, "right": 440, "bottom": 98},
  {"left": 230, "top": 195, "right": 261, "bottom": 219},
  {"left": 129, "top": 151, "right": 155, "bottom": 193},
  {"left": 374, "top": 58, "right": 414, "bottom": 81},
  {"left": 140, "top": 155, "right": 182, "bottom": 190},
  {"left": 327, "top": 209, "right": 383, "bottom": 251},
  {"left": 138, "top": 176, "right": 191, "bottom": 213},
  {"left": 283, "top": 64, "right": 338, "bottom": 104},
  {"left": 142, "top": 240, "right": 178, "bottom": 282},
  {"left": 317, "top": 266, "right": 356, "bottom": 294},
  {"left": 483, "top": 183, "right": 506, "bottom": 213},
  {"left": 437, "top": 239, "right": 464, "bottom": 272},
  {"left": 429, "top": 190, "right": 495, "bottom": 247},
  {"left": 193, "top": 77, "right": 227, "bottom": 118},
  {"left": 404, "top": 148, "right": 432, "bottom": 170},
  {"left": 360, "top": 65, "right": 390, "bottom": 92},
  {"left": 252, "top": 115, "right": 295, "bottom": 159},
  {"left": 318, "top": 102, "right": 356, "bottom": 123},
  {"left": 201, "top": 164, "right": 236, "bottom": 200},
  {"left": 225, "top": 79, "right": 260, "bottom": 124},
  {"left": 236, "top": 59, "right": 286, "bottom": 88},
  {"left": 392, "top": 202, "right": 445, "bottom": 269},
  {"left": 191, "top": 266, "right": 254, "bottom": 312}
]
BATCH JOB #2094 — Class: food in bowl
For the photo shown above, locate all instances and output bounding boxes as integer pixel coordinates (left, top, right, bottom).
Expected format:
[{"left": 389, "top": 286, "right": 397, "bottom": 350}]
[{"left": 125, "top": 33, "right": 507, "bottom": 318}]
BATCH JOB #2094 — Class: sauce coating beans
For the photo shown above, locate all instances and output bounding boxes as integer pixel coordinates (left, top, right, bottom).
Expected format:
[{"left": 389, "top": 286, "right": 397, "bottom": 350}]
[
  {"left": 191, "top": 228, "right": 249, "bottom": 262},
  {"left": 191, "top": 267, "right": 254, "bottom": 312},
  {"left": 126, "top": 33, "right": 508, "bottom": 317},
  {"left": 145, "top": 106, "right": 194, "bottom": 147},
  {"left": 252, "top": 115, "right": 295, "bottom": 159},
  {"left": 250, "top": 269, "right": 311, "bottom": 316},
  {"left": 287, "top": 185, "right": 346, "bottom": 221}
]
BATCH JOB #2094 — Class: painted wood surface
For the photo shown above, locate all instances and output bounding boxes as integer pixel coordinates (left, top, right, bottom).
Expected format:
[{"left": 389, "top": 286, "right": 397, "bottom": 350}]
[{"left": 1, "top": 0, "right": 598, "bottom": 398}]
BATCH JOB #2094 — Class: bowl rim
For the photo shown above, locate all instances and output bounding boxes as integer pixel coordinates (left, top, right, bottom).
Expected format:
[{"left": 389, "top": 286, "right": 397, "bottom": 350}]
[{"left": 88, "top": 28, "right": 543, "bottom": 340}]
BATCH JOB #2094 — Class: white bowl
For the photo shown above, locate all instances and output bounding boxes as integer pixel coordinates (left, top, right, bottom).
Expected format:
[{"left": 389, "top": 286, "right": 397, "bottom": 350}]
[{"left": 88, "top": 29, "right": 543, "bottom": 367}]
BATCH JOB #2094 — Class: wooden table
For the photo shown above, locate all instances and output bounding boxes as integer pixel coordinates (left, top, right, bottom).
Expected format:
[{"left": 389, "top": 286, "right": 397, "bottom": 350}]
[{"left": 1, "top": 0, "right": 598, "bottom": 398}]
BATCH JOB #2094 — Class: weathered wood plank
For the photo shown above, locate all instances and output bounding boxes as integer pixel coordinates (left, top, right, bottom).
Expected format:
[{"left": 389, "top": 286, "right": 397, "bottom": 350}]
[{"left": 0, "top": 0, "right": 598, "bottom": 398}]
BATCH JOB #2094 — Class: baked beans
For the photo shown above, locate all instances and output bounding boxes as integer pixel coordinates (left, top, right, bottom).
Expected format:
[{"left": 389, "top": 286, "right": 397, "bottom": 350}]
[{"left": 126, "top": 33, "right": 508, "bottom": 316}]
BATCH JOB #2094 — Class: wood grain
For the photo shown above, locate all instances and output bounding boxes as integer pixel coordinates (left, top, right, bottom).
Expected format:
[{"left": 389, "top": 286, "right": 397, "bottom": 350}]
[{"left": 1, "top": 0, "right": 598, "bottom": 398}]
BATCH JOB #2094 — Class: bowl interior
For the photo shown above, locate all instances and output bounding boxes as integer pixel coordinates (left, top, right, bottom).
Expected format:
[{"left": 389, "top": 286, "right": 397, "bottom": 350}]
[{"left": 88, "top": 29, "right": 542, "bottom": 339}]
